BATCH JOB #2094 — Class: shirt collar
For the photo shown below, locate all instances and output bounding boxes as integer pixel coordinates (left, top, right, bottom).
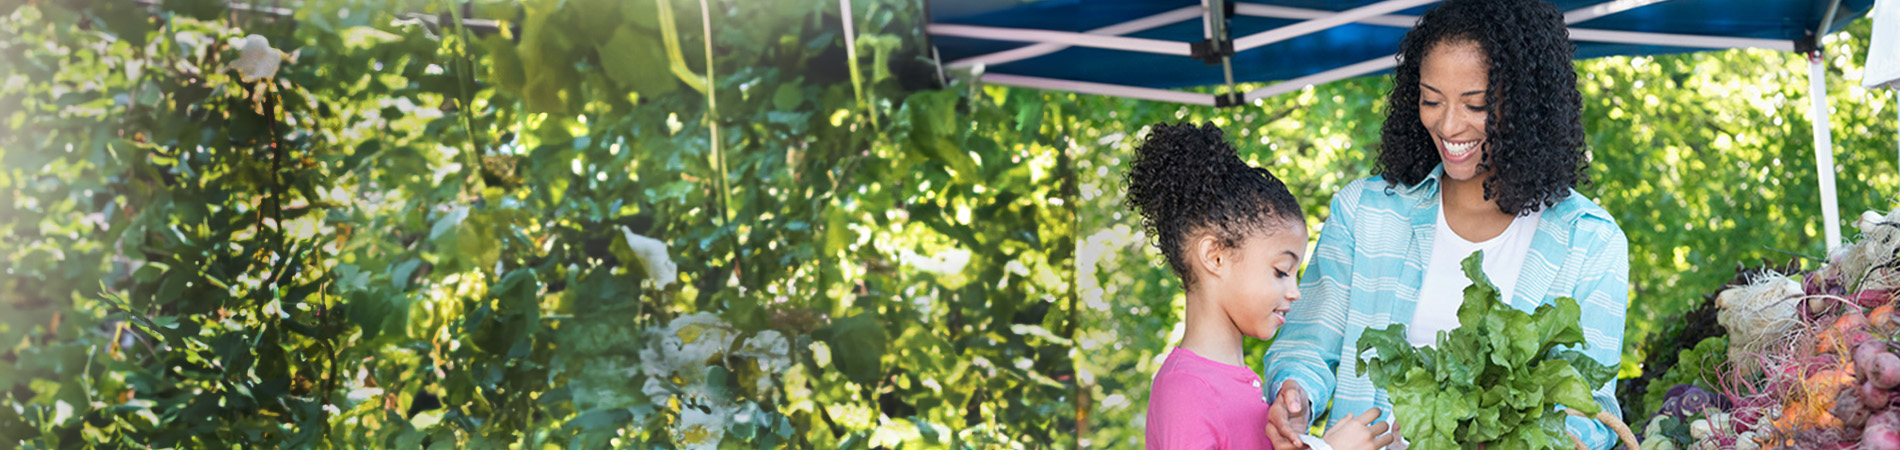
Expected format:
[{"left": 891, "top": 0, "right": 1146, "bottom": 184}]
[
  {"left": 1410, "top": 163, "right": 1613, "bottom": 224},
  {"left": 1401, "top": 164, "right": 1447, "bottom": 205}
]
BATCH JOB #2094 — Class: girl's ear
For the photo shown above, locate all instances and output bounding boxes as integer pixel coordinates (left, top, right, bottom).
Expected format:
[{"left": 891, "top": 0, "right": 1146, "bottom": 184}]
[{"left": 1191, "top": 234, "right": 1227, "bottom": 282}]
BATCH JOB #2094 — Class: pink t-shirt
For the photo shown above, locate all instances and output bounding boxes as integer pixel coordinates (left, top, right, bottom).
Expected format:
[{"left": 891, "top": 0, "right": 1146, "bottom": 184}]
[{"left": 1146, "top": 347, "right": 1275, "bottom": 450}]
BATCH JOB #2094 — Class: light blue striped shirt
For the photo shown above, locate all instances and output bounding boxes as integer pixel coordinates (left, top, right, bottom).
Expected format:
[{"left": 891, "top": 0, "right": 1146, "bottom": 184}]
[{"left": 1263, "top": 165, "right": 1630, "bottom": 450}]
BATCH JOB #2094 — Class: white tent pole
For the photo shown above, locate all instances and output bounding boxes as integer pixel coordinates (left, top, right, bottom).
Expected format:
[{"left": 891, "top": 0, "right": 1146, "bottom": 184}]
[
  {"left": 1230, "top": 0, "right": 1675, "bottom": 27},
  {"left": 981, "top": 74, "right": 1219, "bottom": 106},
  {"left": 1813, "top": 0, "right": 1846, "bottom": 251},
  {"left": 927, "top": 24, "right": 1194, "bottom": 56},
  {"left": 1559, "top": 0, "right": 1675, "bottom": 24},
  {"left": 1813, "top": 52, "right": 1844, "bottom": 251},
  {"left": 1232, "top": 0, "right": 1439, "bottom": 52},
  {"left": 943, "top": 6, "right": 1201, "bottom": 68},
  {"left": 1245, "top": 56, "right": 1398, "bottom": 101},
  {"left": 1565, "top": 29, "right": 1795, "bottom": 51},
  {"left": 1233, "top": 3, "right": 1419, "bottom": 27}
]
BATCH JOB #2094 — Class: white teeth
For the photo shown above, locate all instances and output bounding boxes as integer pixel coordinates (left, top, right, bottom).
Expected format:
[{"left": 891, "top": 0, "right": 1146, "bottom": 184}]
[{"left": 1444, "top": 139, "right": 1478, "bottom": 157}]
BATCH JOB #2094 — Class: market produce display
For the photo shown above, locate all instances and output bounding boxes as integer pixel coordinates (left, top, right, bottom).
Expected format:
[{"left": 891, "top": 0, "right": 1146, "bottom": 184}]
[{"left": 1620, "top": 210, "right": 1900, "bottom": 450}]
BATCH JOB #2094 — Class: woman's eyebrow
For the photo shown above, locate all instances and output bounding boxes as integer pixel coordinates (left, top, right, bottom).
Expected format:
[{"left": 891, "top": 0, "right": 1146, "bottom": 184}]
[{"left": 1420, "top": 83, "right": 1485, "bottom": 97}]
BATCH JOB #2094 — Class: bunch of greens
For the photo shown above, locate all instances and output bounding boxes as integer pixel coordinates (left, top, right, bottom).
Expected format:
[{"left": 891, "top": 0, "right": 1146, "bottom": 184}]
[
  {"left": 1356, "top": 253, "right": 1619, "bottom": 449},
  {"left": 1640, "top": 336, "right": 1730, "bottom": 418}
]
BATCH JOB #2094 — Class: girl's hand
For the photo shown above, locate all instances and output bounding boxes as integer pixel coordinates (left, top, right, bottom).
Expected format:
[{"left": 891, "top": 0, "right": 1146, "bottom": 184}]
[
  {"left": 1321, "top": 408, "right": 1397, "bottom": 450},
  {"left": 1266, "top": 380, "right": 1311, "bottom": 449}
]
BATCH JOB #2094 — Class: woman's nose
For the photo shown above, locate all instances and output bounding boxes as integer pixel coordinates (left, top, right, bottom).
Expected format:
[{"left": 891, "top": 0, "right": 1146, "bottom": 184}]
[{"left": 1438, "top": 107, "right": 1469, "bottom": 136}]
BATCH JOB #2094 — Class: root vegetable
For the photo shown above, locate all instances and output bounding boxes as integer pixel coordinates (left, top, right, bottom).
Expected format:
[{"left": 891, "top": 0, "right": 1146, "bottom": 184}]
[
  {"left": 1874, "top": 352, "right": 1900, "bottom": 389},
  {"left": 1803, "top": 295, "right": 1850, "bottom": 324},
  {"left": 1859, "top": 289, "right": 1897, "bottom": 309},
  {"left": 1873, "top": 305, "right": 1898, "bottom": 333},
  {"left": 1834, "top": 388, "right": 1871, "bottom": 427},
  {"left": 1859, "top": 341, "right": 1890, "bottom": 378},
  {"left": 1870, "top": 409, "right": 1900, "bottom": 432},
  {"left": 1820, "top": 326, "right": 1872, "bottom": 355},
  {"left": 1865, "top": 381, "right": 1895, "bottom": 408},
  {"left": 1867, "top": 423, "right": 1900, "bottom": 450},
  {"left": 1691, "top": 418, "right": 1713, "bottom": 440},
  {"left": 1843, "top": 311, "right": 1874, "bottom": 330}
]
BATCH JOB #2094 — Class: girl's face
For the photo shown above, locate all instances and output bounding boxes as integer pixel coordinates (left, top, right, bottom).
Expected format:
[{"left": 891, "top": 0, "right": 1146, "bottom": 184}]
[
  {"left": 1211, "top": 226, "right": 1308, "bottom": 340},
  {"left": 1418, "top": 40, "right": 1492, "bottom": 182}
]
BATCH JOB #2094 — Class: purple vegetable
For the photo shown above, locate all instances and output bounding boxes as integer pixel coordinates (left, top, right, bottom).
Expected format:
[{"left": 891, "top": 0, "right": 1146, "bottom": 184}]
[{"left": 1658, "top": 384, "right": 1730, "bottom": 418}]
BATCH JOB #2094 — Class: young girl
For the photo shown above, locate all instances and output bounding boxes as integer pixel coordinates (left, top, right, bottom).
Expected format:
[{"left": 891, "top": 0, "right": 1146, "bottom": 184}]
[{"left": 1131, "top": 123, "right": 1394, "bottom": 450}]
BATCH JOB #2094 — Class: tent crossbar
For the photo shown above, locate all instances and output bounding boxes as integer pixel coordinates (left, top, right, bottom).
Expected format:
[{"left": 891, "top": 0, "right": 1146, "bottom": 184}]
[
  {"left": 943, "top": 6, "right": 1202, "bottom": 68},
  {"left": 1232, "top": 0, "right": 1440, "bottom": 51},
  {"left": 1233, "top": 3, "right": 1419, "bottom": 27},
  {"left": 927, "top": 24, "right": 1193, "bottom": 56},
  {"left": 1562, "top": 0, "right": 1677, "bottom": 25},
  {"left": 1244, "top": 56, "right": 1398, "bottom": 101},
  {"left": 980, "top": 74, "right": 1218, "bottom": 106},
  {"left": 1567, "top": 29, "right": 1796, "bottom": 51}
]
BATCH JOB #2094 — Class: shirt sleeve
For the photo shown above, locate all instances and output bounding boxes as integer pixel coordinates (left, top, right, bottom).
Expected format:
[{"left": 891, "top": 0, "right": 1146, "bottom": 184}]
[
  {"left": 1559, "top": 217, "right": 1631, "bottom": 450},
  {"left": 1264, "top": 185, "right": 1362, "bottom": 429}
]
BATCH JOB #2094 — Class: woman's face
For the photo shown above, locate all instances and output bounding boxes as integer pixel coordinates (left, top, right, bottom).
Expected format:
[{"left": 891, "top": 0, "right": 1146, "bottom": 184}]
[{"left": 1417, "top": 40, "right": 1492, "bottom": 182}]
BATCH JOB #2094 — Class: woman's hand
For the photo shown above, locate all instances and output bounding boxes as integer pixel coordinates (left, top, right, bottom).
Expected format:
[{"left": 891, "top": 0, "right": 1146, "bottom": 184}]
[
  {"left": 1321, "top": 408, "right": 1398, "bottom": 450},
  {"left": 1266, "top": 380, "right": 1311, "bottom": 449}
]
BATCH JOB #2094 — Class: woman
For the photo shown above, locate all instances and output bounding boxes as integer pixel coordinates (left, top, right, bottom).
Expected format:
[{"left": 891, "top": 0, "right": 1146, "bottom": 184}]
[{"left": 1259, "top": 0, "right": 1631, "bottom": 449}]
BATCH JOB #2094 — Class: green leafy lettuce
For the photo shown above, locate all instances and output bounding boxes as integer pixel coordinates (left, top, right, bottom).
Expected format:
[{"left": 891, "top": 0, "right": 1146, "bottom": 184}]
[{"left": 1356, "top": 252, "right": 1618, "bottom": 450}]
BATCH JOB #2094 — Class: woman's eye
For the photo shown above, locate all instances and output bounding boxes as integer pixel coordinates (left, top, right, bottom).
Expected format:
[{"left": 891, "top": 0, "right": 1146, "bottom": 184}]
[
  {"left": 1421, "top": 100, "right": 1441, "bottom": 107},
  {"left": 1275, "top": 269, "right": 1290, "bottom": 278},
  {"left": 1466, "top": 104, "right": 1487, "bottom": 112}
]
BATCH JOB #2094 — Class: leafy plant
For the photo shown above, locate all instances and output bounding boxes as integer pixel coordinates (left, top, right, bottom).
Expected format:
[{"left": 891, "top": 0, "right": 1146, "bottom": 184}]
[
  {"left": 1356, "top": 252, "right": 1619, "bottom": 449},
  {"left": 1639, "top": 336, "right": 1731, "bottom": 419},
  {"left": 0, "top": 0, "right": 1078, "bottom": 448}
]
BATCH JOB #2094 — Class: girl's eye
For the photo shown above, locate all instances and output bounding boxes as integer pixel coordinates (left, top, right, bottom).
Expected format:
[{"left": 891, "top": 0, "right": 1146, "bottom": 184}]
[
  {"left": 1275, "top": 269, "right": 1290, "bottom": 278},
  {"left": 1466, "top": 104, "right": 1487, "bottom": 112},
  {"left": 1421, "top": 100, "right": 1441, "bottom": 107}
]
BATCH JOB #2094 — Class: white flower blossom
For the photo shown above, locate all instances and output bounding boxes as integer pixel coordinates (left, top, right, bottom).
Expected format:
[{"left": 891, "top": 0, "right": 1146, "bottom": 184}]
[
  {"left": 738, "top": 330, "right": 792, "bottom": 372},
  {"left": 620, "top": 226, "right": 678, "bottom": 288},
  {"left": 639, "top": 313, "right": 737, "bottom": 382},
  {"left": 674, "top": 401, "right": 730, "bottom": 450},
  {"left": 642, "top": 377, "right": 673, "bottom": 406},
  {"left": 230, "top": 34, "right": 296, "bottom": 82}
]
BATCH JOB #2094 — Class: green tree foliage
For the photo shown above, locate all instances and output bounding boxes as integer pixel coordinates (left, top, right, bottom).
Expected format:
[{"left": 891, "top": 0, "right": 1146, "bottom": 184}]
[{"left": 0, "top": 0, "right": 1078, "bottom": 448}]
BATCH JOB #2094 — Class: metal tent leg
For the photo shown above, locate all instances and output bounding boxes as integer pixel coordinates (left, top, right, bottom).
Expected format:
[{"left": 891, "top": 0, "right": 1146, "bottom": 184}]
[{"left": 1811, "top": 51, "right": 1843, "bottom": 251}]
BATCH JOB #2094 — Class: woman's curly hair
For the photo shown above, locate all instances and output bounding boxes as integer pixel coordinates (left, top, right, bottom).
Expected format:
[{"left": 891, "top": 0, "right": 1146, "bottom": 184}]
[
  {"left": 1378, "top": 0, "right": 1589, "bottom": 216},
  {"left": 1124, "top": 123, "right": 1303, "bottom": 289}
]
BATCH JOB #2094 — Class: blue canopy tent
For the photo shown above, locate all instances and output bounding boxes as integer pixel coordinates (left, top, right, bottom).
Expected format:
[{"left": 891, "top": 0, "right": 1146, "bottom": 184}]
[{"left": 922, "top": 0, "right": 1879, "bottom": 250}]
